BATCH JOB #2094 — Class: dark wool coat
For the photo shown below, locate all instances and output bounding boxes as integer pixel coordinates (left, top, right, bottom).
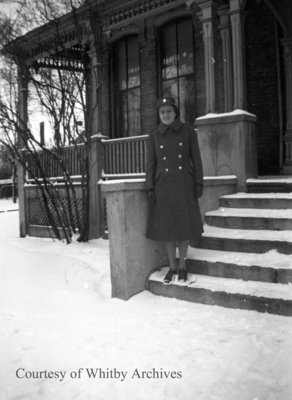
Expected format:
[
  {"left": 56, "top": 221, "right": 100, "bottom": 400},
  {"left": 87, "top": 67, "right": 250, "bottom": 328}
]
[{"left": 145, "top": 119, "right": 204, "bottom": 242}]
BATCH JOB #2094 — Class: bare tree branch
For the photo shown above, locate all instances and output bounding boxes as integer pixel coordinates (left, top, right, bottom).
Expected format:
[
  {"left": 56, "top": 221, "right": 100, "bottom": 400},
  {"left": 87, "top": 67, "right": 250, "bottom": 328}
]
[{"left": 0, "top": 0, "right": 95, "bottom": 242}]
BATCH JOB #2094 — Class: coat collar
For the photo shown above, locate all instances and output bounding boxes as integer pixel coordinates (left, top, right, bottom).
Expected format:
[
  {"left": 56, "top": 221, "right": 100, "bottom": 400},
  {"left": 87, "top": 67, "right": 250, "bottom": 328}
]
[{"left": 158, "top": 119, "right": 182, "bottom": 135}]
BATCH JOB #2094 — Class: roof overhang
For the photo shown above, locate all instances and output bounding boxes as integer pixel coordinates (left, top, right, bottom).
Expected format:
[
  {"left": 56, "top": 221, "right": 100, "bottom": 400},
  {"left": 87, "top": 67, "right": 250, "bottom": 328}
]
[{"left": 3, "top": 3, "right": 99, "bottom": 71}]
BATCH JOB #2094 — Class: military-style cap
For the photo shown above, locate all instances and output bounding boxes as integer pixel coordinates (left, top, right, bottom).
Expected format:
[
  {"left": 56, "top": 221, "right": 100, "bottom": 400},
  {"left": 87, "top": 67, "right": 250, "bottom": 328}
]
[{"left": 157, "top": 96, "right": 177, "bottom": 109}]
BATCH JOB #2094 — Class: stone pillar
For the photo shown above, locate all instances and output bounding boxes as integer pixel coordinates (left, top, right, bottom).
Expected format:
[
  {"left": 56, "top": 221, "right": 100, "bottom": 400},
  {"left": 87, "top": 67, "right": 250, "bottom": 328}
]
[
  {"left": 229, "top": 0, "right": 246, "bottom": 110},
  {"left": 17, "top": 65, "right": 29, "bottom": 237},
  {"left": 101, "top": 180, "right": 166, "bottom": 300},
  {"left": 282, "top": 37, "right": 292, "bottom": 174},
  {"left": 198, "top": 1, "right": 217, "bottom": 114},
  {"left": 196, "top": 111, "right": 257, "bottom": 191},
  {"left": 218, "top": 6, "right": 233, "bottom": 112}
]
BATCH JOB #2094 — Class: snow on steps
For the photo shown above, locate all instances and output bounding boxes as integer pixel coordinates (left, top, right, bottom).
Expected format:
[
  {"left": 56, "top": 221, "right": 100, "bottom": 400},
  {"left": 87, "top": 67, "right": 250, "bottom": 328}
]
[
  {"left": 186, "top": 248, "right": 292, "bottom": 284},
  {"left": 200, "top": 225, "right": 292, "bottom": 254},
  {"left": 148, "top": 184, "right": 292, "bottom": 315},
  {"left": 205, "top": 207, "right": 292, "bottom": 230},
  {"left": 220, "top": 192, "right": 292, "bottom": 209},
  {"left": 148, "top": 267, "right": 292, "bottom": 316}
]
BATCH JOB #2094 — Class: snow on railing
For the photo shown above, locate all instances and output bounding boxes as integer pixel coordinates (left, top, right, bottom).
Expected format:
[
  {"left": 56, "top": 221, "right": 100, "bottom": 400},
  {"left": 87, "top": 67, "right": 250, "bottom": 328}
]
[
  {"left": 102, "top": 135, "right": 148, "bottom": 177},
  {"left": 25, "top": 144, "right": 86, "bottom": 180},
  {"left": 24, "top": 135, "right": 149, "bottom": 181}
]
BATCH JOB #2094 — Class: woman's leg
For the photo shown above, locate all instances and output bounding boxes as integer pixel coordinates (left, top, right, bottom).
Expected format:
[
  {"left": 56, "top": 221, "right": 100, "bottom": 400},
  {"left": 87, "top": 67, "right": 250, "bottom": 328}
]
[
  {"left": 165, "top": 241, "right": 177, "bottom": 271},
  {"left": 177, "top": 240, "right": 189, "bottom": 270},
  {"left": 177, "top": 241, "right": 189, "bottom": 281},
  {"left": 163, "top": 241, "right": 177, "bottom": 283}
]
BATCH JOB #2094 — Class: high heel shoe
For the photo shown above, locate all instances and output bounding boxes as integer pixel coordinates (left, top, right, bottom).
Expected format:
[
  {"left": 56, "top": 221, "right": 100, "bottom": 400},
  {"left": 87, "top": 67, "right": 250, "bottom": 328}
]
[{"left": 163, "top": 269, "right": 175, "bottom": 284}]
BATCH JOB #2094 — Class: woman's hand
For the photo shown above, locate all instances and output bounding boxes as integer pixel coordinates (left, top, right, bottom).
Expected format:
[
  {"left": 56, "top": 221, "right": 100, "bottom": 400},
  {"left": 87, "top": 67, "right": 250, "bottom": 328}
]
[
  {"left": 147, "top": 189, "right": 156, "bottom": 204},
  {"left": 194, "top": 184, "right": 203, "bottom": 198}
]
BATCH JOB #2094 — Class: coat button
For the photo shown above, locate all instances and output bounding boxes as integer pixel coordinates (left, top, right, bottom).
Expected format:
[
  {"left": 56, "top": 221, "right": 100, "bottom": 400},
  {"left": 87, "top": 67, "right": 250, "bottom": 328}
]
[
  {"left": 160, "top": 145, "right": 164, "bottom": 149},
  {"left": 163, "top": 157, "right": 167, "bottom": 160},
  {"left": 179, "top": 142, "right": 183, "bottom": 146},
  {"left": 165, "top": 168, "right": 169, "bottom": 172},
  {"left": 178, "top": 154, "right": 182, "bottom": 158},
  {"left": 178, "top": 166, "right": 182, "bottom": 170}
]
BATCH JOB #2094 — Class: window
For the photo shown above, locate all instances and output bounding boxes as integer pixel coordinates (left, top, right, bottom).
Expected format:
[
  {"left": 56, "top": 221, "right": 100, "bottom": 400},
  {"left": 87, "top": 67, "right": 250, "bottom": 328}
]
[
  {"left": 160, "top": 18, "right": 196, "bottom": 124},
  {"left": 113, "top": 36, "right": 141, "bottom": 137}
]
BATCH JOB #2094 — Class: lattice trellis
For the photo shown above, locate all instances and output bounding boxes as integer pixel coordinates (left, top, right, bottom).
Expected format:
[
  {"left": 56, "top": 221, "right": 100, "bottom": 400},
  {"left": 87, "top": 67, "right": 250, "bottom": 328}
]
[{"left": 28, "top": 197, "right": 84, "bottom": 230}]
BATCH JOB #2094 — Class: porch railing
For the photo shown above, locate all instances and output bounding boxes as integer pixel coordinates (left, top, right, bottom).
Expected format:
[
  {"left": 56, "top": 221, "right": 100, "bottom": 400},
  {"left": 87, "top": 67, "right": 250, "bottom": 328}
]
[
  {"left": 25, "top": 144, "right": 86, "bottom": 181},
  {"left": 25, "top": 135, "right": 148, "bottom": 181},
  {"left": 23, "top": 134, "right": 149, "bottom": 238},
  {"left": 102, "top": 135, "right": 148, "bottom": 178}
]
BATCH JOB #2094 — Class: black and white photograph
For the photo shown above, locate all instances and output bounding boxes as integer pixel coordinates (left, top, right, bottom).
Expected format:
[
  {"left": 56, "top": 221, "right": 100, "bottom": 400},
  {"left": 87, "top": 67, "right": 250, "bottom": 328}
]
[{"left": 0, "top": 0, "right": 292, "bottom": 399}]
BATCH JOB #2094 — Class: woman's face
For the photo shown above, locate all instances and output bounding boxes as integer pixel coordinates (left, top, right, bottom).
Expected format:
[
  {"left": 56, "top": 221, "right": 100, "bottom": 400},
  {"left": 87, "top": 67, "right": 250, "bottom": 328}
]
[{"left": 159, "top": 105, "right": 176, "bottom": 125}]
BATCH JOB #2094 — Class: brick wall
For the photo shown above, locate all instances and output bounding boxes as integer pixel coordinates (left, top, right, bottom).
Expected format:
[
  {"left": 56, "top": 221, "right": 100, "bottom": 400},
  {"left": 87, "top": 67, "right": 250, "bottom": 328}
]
[
  {"left": 96, "top": 0, "right": 285, "bottom": 176},
  {"left": 100, "top": 50, "right": 111, "bottom": 137},
  {"left": 100, "top": 0, "right": 282, "bottom": 175},
  {"left": 100, "top": 9, "right": 209, "bottom": 137},
  {"left": 139, "top": 15, "right": 208, "bottom": 129},
  {"left": 245, "top": 0, "right": 283, "bottom": 175},
  {"left": 140, "top": 22, "right": 159, "bottom": 135},
  {"left": 193, "top": 14, "right": 206, "bottom": 118}
]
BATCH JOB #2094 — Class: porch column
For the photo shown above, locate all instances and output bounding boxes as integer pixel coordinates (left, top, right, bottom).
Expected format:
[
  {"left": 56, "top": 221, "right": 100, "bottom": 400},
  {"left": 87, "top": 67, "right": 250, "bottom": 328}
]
[
  {"left": 87, "top": 46, "right": 100, "bottom": 134},
  {"left": 198, "top": 1, "right": 217, "bottom": 114},
  {"left": 229, "top": 0, "right": 246, "bottom": 110},
  {"left": 17, "top": 65, "right": 29, "bottom": 237},
  {"left": 282, "top": 37, "right": 292, "bottom": 174},
  {"left": 87, "top": 43, "right": 105, "bottom": 238},
  {"left": 218, "top": 6, "right": 233, "bottom": 112}
]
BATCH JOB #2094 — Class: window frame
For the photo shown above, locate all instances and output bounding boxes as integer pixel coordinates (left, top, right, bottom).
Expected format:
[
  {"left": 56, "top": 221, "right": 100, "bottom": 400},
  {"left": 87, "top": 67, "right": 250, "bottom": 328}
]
[
  {"left": 158, "top": 17, "right": 197, "bottom": 124},
  {"left": 111, "top": 34, "right": 142, "bottom": 138}
]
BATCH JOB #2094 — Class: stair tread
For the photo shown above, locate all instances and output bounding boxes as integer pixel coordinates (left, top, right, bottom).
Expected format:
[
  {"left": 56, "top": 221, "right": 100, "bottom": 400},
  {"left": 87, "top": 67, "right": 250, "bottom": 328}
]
[
  {"left": 202, "top": 224, "right": 292, "bottom": 242},
  {"left": 247, "top": 177, "right": 292, "bottom": 184},
  {"left": 222, "top": 192, "right": 292, "bottom": 200},
  {"left": 187, "top": 247, "right": 292, "bottom": 269},
  {"left": 149, "top": 267, "right": 292, "bottom": 300},
  {"left": 206, "top": 207, "right": 292, "bottom": 218}
]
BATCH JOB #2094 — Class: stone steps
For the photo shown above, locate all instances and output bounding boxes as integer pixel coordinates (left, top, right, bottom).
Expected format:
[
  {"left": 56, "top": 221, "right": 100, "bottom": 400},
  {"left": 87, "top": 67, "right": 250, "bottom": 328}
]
[
  {"left": 247, "top": 177, "right": 292, "bottom": 193},
  {"left": 205, "top": 207, "right": 292, "bottom": 230},
  {"left": 186, "top": 248, "right": 292, "bottom": 284},
  {"left": 148, "top": 267, "right": 292, "bottom": 316},
  {"left": 148, "top": 178, "right": 292, "bottom": 315},
  {"left": 200, "top": 225, "right": 292, "bottom": 254},
  {"left": 220, "top": 192, "right": 292, "bottom": 209}
]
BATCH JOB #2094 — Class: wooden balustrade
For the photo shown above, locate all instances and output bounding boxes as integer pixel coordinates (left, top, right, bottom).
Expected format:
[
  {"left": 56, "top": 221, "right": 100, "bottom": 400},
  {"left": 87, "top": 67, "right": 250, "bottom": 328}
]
[
  {"left": 102, "top": 135, "right": 148, "bottom": 178},
  {"left": 25, "top": 135, "right": 149, "bottom": 181},
  {"left": 25, "top": 144, "right": 86, "bottom": 181},
  {"left": 24, "top": 135, "right": 149, "bottom": 238}
]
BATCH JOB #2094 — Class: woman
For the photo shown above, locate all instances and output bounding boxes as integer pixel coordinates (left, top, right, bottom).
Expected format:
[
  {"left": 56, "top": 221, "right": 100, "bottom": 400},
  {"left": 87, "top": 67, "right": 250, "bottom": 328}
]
[{"left": 145, "top": 96, "right": 203, "bottom": 284}]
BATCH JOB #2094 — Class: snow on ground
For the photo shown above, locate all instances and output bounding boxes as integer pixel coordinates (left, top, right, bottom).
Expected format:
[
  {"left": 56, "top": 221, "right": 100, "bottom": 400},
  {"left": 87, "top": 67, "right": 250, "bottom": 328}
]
[
  {"left": 0, "top": 199, "right": 292, "bottom": 400},
  {"left": 0, "top": 198, "right": 19, "bottom": 213}
]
